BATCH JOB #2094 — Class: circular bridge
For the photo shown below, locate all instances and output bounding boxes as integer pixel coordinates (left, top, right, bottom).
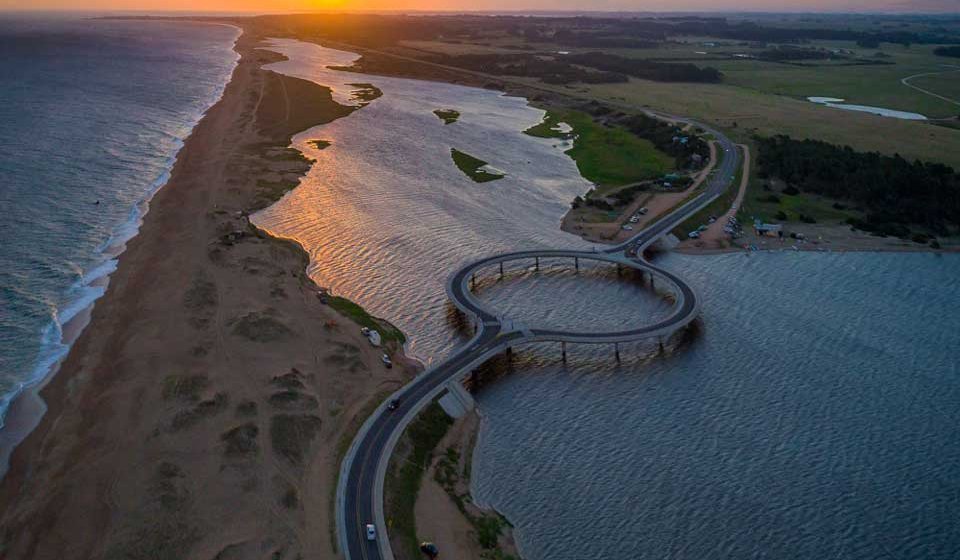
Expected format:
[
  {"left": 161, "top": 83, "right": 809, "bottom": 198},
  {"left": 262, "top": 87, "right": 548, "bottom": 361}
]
[
  {"left": 339, "top": 114, "right": 742, "bottom": 560},
  {"left": 446, "top": 249, "right": 698, "bottom": 345}
]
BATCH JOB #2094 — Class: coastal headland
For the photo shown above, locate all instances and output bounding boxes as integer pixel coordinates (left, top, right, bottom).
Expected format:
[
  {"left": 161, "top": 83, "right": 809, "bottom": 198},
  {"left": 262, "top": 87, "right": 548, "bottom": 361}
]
[{"left": 0, "top": 26, "right": 415, "bottom": 559}]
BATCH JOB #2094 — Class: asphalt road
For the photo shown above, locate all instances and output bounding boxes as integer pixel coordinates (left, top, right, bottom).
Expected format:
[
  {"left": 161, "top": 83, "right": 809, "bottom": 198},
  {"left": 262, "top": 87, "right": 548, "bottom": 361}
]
[{"left": 340, "top": 117, "right": 741, "bottom": 560}]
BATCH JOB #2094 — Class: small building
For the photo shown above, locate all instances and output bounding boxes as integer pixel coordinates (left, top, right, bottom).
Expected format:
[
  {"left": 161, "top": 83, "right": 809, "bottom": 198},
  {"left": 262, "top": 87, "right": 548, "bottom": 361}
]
[{"left": 754, "top": 219, "right": 783, "bottom": 238}]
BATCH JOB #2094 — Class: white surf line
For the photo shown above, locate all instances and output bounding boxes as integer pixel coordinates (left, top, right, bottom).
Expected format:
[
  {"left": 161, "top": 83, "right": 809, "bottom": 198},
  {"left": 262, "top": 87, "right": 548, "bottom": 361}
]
[{"left": 900, "top": 66, "right": 960, "bottom": 107}]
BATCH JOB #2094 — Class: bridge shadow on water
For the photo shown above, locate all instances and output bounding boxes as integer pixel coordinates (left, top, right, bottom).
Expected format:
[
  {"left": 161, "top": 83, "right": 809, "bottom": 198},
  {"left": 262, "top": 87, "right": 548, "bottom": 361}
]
[{"left": 465, "top": 320, "right": 703, "bottom": 393}]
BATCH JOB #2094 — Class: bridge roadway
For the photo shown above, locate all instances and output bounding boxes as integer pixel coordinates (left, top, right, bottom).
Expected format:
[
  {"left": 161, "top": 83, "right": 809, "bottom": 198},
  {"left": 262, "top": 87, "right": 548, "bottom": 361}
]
[{"left": 339, "top": 116, "right": 740, "bottom": 560}]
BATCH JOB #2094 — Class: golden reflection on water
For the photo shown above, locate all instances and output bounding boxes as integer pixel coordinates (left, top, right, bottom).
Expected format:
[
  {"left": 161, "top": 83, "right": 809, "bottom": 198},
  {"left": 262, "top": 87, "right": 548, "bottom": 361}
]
[{"left": 253, "top": 38, "right": 660, "bottom": 361}]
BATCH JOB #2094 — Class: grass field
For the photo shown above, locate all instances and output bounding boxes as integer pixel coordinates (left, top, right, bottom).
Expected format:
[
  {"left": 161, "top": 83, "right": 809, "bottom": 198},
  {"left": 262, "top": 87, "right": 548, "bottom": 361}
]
[
  {"left": 738, "top": 177, "right": 862, "bottom": 227},
  {"left": 543, "top": 38, "right": 959, "bottom": 118},
  {"left": 524, "top": 109, "right": 673, "bottom": 191},
  {"left": 326, "top": 296, "right": 406, "bottom": 344},
  {"left": 384, "top": 401, "right": 453, "bottom": 560},
  {"left": 450, "top": 148, "right": 505, "bottom": 183},
  {"left": 401, "top": 38, "right": 960, "bottom": 168},
  {"left": 572, "top": 78, "right": 960, "bottom": 169}
]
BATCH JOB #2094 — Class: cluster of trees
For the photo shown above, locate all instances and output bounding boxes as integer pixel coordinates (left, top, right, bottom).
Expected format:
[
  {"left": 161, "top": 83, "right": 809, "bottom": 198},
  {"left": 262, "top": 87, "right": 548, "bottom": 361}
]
[
  {"left": 437, "top": 53, "right": 627, "bottom": 85},
  {"left": 935, "top": 46, "right": 960, "bottom": 58},
  {"left": 552, "top": 30, "right": 659, "bottom": 50},
  {"left": 621, "top": 114, "right": 710, "bottom": 169},
  {"left": 755, "top": 47, "right": 838, "bottom": 61},
  {"left": 435, "top": 52, "right": 720, "bottom": 85},
  {"left": 565, "top": 52, "right": 722, "bottom": 83},
  {"left": 756, "top": 135, "right": 960, "bottom": 236}
]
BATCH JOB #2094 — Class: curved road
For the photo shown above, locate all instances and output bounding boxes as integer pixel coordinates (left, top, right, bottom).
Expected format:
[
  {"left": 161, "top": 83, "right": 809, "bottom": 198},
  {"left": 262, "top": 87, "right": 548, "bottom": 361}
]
[
  {"left": 338, "top": 115, "right": 740, "bottom": 560},
  {"left": 900, "top": 66, "right": 960, "bottom": 108}
]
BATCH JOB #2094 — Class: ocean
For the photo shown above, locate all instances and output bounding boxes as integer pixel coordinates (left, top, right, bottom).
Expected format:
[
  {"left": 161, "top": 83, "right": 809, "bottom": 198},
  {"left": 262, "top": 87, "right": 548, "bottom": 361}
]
[{"left": 0, "top": 15, "right": 238, "bottom": 428}]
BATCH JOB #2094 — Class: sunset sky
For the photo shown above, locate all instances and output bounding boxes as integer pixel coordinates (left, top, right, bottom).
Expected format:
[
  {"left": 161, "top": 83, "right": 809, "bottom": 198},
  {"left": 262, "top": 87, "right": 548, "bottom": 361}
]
[{"left": 3, "top": 0, "right": 958, "bottom": 13}]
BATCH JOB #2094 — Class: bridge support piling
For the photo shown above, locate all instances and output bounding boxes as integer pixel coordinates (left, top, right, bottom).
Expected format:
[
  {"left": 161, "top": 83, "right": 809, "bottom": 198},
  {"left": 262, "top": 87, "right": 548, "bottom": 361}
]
[
  {"left": 499, "top": 262, "right": 504, "bottom": 278},
  {"left": 574, "top": 257, "right": 579, "bottom": 272},
  {"left": 616, "top": 264, "right": 622, "bottom": 275},
  {"left": 658, "top": 336, "right": 664, "bottom": 353},
  {"left": 535, "top": 257, "right": 539, "bottom": 271},
  {"left": 561, "top": 341, "right": 567, "bottom": 362},
  {"left": 615, "top": 343, "right": 621, "bottom": 363},
  {"left": 471, "top": 272, "right": 476, "bottom": 289}
]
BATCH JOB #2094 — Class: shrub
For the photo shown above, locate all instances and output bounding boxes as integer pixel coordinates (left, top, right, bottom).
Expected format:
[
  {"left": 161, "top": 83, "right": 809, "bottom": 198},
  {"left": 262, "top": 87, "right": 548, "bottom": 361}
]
[{"left": 782, "top": 185, "right": 800, "bottom": 196}]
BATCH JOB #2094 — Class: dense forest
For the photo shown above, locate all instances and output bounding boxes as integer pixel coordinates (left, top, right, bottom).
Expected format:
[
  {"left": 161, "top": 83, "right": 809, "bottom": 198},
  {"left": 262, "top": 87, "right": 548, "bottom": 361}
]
[
  {"left": 934, "top": 46, "right": 960, "bottom": 58},
  {"left": 756, "top": 135, "right": 960, "bottom": 237},
  {"left": 566, "top": 52, "right": 723, "bottom": 83}
]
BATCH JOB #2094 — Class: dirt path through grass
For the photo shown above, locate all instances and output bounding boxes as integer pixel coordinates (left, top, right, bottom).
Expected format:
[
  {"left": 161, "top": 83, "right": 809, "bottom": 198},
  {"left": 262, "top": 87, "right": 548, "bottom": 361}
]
[{"left": 900, "top": 67, "right": 960, "bottom": 107}]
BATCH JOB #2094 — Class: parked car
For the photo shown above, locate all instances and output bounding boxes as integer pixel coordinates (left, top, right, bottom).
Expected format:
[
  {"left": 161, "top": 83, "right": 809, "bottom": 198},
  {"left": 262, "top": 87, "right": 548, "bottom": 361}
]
[
  {"left": 638, "top": 207, "right": 649, "bottom": 215},
  {"left": 688, "top": 231, "right": 701, "bottom": 239},
  {"left": 366, "top": 524, "right": 376, "bottom": 541},
  {"left": 621, "top": 225, "right": 633, "bottom": 231}
]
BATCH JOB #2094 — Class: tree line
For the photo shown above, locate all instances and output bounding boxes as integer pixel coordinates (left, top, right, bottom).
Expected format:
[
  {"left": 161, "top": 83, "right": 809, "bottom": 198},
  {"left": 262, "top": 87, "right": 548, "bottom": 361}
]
[
  {"left": 432, "top": 53, "right": 628, "bottom": 85},
  {"left": 935, "top": 46, "right": 960, "bottom": 58},
  {"left": 755, "top": 135, "right": 960, "bottom": 237},
  {"left": 434, "top": 52, "right": 721, "bottom": 85},
  {"left": 565, "top": 52, "right": 723, "bottom": 83}
]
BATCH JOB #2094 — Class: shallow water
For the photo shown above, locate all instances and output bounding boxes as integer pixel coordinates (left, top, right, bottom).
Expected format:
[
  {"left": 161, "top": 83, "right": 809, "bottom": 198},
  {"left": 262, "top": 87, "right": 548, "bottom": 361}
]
[
  {"left": 0, "top": 15, "right": 238, "bottom": 426},
  {"left": 257, "top": 40, "right": 960, "bottom": 559},
  {"left": 807, "top": 96, "right": 928, "bottom": 120},
  {"left": 254, "top": 39, "right": 596, "bottom": 361}
]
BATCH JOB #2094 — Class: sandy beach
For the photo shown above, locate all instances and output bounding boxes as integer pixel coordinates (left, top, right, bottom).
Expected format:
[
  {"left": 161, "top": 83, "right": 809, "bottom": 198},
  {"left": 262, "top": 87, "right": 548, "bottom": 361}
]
[{"left": 0, "top": 26, "right": 416, "bottom": 559}]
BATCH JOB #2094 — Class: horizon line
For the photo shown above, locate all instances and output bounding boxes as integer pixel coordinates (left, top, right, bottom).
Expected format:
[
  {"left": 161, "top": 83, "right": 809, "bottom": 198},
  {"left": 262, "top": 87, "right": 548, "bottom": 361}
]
[{"left": 3, "top": 8, "right": 960, "bottom": 16}]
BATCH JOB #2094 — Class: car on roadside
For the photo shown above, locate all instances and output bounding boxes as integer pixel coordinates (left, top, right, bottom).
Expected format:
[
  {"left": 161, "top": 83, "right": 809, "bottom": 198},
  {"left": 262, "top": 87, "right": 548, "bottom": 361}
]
[
  {"left": 638, "top": 207, "right": 649, "bottom": 215},
  {"left": 621, "top": 225, "right": 633, "bottom": 231},
  {"left": 688, "top": 231, "right": 700, "bottom": 239},
  {"left": 366, "top": 524, "right": 376, "bottom": 541}
]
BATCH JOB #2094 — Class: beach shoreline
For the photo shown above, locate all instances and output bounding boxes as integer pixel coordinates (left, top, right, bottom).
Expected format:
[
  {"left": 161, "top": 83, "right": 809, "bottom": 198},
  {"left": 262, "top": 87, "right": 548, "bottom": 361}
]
[
  {"left": 0, "top": 21, "right": 242, "bottom": 467},
  {"left": 0, "top": 25, "right": 418, "bottom": 559}
]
